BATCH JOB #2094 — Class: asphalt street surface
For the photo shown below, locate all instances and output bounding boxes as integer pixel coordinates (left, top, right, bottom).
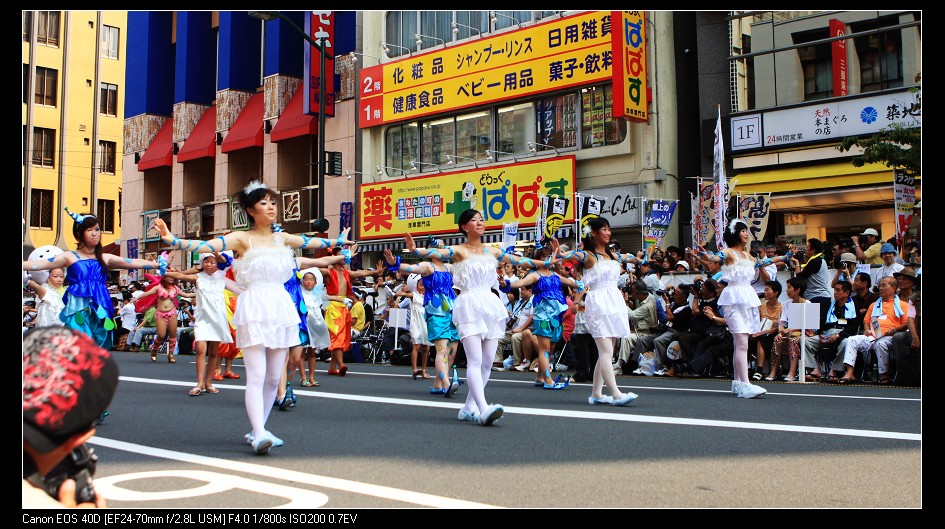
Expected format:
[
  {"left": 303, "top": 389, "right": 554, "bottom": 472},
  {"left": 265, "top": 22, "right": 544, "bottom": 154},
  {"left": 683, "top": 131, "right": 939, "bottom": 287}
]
[{"left": 86, "top": 350, "right": 921, "bottom": 509}]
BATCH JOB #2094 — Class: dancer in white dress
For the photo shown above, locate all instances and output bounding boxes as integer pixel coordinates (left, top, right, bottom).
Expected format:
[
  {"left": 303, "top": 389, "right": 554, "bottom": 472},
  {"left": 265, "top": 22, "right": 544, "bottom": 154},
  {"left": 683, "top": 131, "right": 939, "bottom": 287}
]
[
  {"left": 154, "top": 180, "right": 355, "bottom": 453},
  {"left": 694, "top": 219, "right": 793, "bottom": 398},
  {"left": 166, "top": 252, "right": 241, "bottom": 396},
  {"left": 407, "top": 209, "right": 551, "bottom": 425},
  {"left": 553, "top": 217, "right": 642, "bottom": 406}
]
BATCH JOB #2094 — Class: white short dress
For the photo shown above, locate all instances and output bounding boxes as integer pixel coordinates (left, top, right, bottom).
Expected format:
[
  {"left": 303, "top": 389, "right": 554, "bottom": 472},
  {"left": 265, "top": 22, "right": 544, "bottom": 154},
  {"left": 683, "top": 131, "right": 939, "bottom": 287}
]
[
  {"left": 451, "top": 250, "right": 508, "bottom": 340},
  {"left": 582, "top": 257, "right": 633, "bottom": 339},
  {"left": 409, "top": 292, "right": 432, "bottom": 345},
  {"left": 717, "top": 254, "right": 762, "bottom": 334},
  {"left": 193, "top": 270, "right": 234, "bottom": 343},
  {"left": 231, "top": 237, "right": 301, "bottom": 349}
]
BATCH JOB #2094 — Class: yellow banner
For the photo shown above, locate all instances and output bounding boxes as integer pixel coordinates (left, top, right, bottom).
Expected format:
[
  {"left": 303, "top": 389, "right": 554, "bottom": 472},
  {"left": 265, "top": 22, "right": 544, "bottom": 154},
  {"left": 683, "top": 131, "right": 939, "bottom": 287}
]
[
  {"left": 359, "top": 12, "right": 616, "bottom": 127},
  {"left": 358, "top": 157, "right": 576, "bottom": 240}
]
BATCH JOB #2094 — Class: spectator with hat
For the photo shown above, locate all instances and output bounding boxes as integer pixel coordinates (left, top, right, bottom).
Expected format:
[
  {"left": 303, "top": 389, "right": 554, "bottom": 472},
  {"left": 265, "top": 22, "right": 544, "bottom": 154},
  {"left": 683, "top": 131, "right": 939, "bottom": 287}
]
[
  {"left": 874, "top": 242, "right": 904, "bottom": 285},
  {"left": 890, "top": 266, "right": 920, "bottom": 385},
  {"left": 852, "top": 228, "right": 883, "bottom": 265},
  {"left": 831, "top": 252, "right": 860, "bottom": 289},
  {"left": 23, "top": 326, "right": 119, "bottom": 508}
]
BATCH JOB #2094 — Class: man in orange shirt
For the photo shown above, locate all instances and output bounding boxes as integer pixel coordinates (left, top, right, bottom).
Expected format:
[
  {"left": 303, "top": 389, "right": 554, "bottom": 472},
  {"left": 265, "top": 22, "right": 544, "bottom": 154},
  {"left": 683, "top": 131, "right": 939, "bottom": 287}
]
[{"left": 837, "top": 276, "right": 909, "bottom": 383}]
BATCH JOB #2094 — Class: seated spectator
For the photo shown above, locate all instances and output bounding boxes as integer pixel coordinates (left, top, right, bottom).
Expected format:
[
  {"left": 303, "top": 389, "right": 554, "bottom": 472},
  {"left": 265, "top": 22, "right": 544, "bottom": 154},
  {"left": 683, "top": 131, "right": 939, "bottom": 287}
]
[
  {"left": 749, "top": 280, "right": 782, "bottom": 380},
  {"left": 682, "top": 280, "right": 733, "bottom": 378},
  {"left": 768, "top": 277, "right": 816, "bottom": 381},
  {"left": 830, "top": 252, "right": 859, "bottom": 289},
  {"left": 615, "top": 280, "right": 659, "bottom": 375},
  {"left": 836, "top": 276, "right": 909, "bottom": 384},
  {"left": 651, "top": 284, "right": 693, "bottom": 376},
  {"left": 750, "top": 241, "right": 777, "bottom": 300},
  {"left": 890, "top": 268, "right": 920, "bottom": 386},
  {"left": 128, "top": 306, "right": 157, "bottom": 350},
  {"left": 674, "top": 279, "right": 722, "bottom": 375},
  {"left": 851, "top": 272, "right": 879, "bottom": 325},
  {"left": 500, "top": 285, "right": 535, "bottom": 372},
  {"left": 812, "top": 281, "right": 860, "bottom": 382}
]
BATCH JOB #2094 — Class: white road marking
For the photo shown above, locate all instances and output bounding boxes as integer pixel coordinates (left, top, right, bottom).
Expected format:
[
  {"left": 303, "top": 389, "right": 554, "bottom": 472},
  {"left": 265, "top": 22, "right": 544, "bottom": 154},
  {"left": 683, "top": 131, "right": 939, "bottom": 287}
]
[
  {"left": 118, "top": 375, "right": 920, "bottom": 441},
  {"left": 89, "top": 437, "right": 496, "bottom": 508}
]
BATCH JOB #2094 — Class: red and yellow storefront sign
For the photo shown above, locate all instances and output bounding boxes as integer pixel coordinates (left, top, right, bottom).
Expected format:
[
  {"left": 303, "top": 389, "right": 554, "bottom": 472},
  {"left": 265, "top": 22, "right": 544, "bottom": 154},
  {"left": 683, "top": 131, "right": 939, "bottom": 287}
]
[
  {"left": 358, "top": 12, "right": 616, "bottom": 127},
  {"left": 358, "top": 156, "right": 576, "bottom": 240}
]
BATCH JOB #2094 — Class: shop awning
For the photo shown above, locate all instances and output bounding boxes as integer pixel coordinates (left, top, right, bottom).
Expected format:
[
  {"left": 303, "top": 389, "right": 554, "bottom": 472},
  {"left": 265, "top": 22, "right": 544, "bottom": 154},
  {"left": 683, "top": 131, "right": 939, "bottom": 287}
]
[
  {"left": 220, "top": 92, "right": 264, "bottom": 153},
  {"left": 176, "top": 106, "right": 217, "bottom": 163},
  {"left": 357, "top": 226, "right": 573, "bottom": 253},
  {"left": 270, "top": 89, "right": 318, "bottom": 143},
  {"left": 731, "top": 161, "right": 893, "bottom": 194},
  {"left": 136, "top": 118, "right": 174, "bottom": 171}
]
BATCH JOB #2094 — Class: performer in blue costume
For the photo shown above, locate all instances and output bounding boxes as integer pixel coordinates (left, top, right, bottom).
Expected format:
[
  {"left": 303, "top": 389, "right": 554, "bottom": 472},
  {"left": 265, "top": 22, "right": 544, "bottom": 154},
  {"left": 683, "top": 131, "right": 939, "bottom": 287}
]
[
  {"left": 24, "top": 208, "right": 163, "bottom": 349},
  {"left": 385, "top": 236, "right": 463, "bottom": 398},
  {"left": 501, "top": 242, "right": 583, "bottom": 390}
]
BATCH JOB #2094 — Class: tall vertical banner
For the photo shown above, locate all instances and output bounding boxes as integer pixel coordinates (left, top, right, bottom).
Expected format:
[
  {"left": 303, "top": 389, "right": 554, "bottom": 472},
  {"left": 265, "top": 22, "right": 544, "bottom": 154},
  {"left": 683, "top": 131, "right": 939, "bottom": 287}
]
[
  {"left": 737, "top": 193, "right": 771, "bottom": 241},
  {"left": 339, "top": 201, "right": 353, "bottom": 231},
  {"left": 611, "top": 11, "right": 649, "bottom": 122},
  {"left": 502, "top": 221, "right": 519, "bottom": 252},
  {"left": 694, "top": 178, "right": 715, "bottom": 247},
  {"left": 642, "top": 199, "right": 678, "bottom": 250},
  {"left": 576, "top": 193, "right": 605, "bottom": 246},
  {"left": 712, "top": 107, "right": 729, "bottom": 250},
  {"left": 536, "top": 195, "right": 548, "bottom": 243},
  {"left": 304, "top": 11, "right": 336, "bottom": 117},
  {"left": 830, "top": 19, "right": 848, "bottom": 97},
  {"left": 894, "top": 169, "right": 916, "bottom": 245},
  {"left": 543, "top": 195, "right": 571, "bottom": 239}
]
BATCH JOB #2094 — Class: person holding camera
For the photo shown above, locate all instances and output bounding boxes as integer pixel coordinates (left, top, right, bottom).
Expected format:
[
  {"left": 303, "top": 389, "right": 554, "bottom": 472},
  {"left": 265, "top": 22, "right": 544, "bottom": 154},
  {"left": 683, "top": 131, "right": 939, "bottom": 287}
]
[
  {"left": 23, "top": 327, "right": 119, "bottom": 508},
  {"left": 852, "top": 228, "right": 883, "bottom": 265}
]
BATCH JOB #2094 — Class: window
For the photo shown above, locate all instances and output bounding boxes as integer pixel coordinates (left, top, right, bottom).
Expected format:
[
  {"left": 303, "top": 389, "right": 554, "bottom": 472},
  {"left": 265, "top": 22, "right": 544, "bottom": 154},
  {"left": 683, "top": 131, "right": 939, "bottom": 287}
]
[
  {"left": 23, "top": 12, "right": 32, "bottom": 41},
  {"left": 100, "top": 83, "right": 118, "bottom": 116},
  {"left": 384, "top": 11, "right": 536, "bottom": 55},
  {"left": 97, "top": 199, "right": 115, "bottom": 233},
  {"left": 579, "top": 85, "right": 625, "bottom": 148},
  {"left": 36, "top": 11, "right": 60, "bottom": 46},
  {"left": 454, "top": 111, "right": 491, "bottom": 163},
  {"left": 384, "top": 122, "right": 419, "bottom": 176},
  {"left": 99, "top": 140, "right": 116, "bottom": 174},
  {"left": 851, "top": 19, "right": 903, "bottom": 92},
  {"left": 421, "top": 117, "right": 455, "bottom": 167},
  {"left": 23, "top": 64, "right": 29, "bottom": 104},
  {"left": 31, "top": 127, "right": 55, "bottom": 167},
  {"left": 496, "top": 102, "right": 535, "bottom": 157},
  {"left": 537, "top": 93, "right": 579, "bottom": 149},
  {"left": 101, "top": 25, "right": 120, "bottom": 59},
  {"left": 34, "top": 67, "right": 58, "bottom": 107},
  {"left": 30, "top": 189, "right": 54, "bottom": 229}
]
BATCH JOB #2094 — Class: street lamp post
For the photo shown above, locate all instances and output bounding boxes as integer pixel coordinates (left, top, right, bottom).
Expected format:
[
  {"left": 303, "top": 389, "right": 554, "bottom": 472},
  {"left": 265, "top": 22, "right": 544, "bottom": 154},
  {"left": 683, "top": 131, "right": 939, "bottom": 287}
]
[{"left": 248, "top": 11, "right": 329, "bottom": 228}]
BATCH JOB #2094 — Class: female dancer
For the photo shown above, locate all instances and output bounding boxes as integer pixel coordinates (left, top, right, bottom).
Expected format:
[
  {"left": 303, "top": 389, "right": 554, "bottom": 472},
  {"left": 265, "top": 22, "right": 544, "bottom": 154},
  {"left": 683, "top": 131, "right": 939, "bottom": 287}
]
[
  {"left": 552, "top": 217, "right": 642, "bottom": 406},
  {"left": 135, "top": 270, "right": 183, "bottom": 363},
  {"left": 154, "top": 180, "right": 355, "bottom": 454},
  {"left": 23, "top": 208, "right": 163, "bottom": 349},
  {"left": 384, "top": 241, "right": 461, "bottom": 397},
  {"left": 165, "top": 252, "right": 241, "bottom": 395},
  {"left": 694, "top": 219, "right": 793, "bottom": 398},
  {"left": 410, "top": 209, "right": 551, "bottom": 425},
  {"left": 500, "top": 246, "right": 581, "bottom": 389},
  {"left": 393, "top": 274, "right": 433, "bottom": 381}
]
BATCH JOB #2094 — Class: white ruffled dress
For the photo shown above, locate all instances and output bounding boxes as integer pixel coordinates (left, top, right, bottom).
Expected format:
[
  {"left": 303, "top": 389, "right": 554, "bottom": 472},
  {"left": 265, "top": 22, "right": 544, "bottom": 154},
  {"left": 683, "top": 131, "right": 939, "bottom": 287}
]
[
  {"left": 582, "top": 258, "right": 632, "bottom": 339},
  {"left": 231, "top": 239, "right": 301, "bottom": 349},
  {"left": 717, "top": 255, "right": 762, "bottom": 334},
  {"left": 193, "top": 270, "right": 233, "bottom": 343},
  {"left": 451, "top": 250, "right": 508, "bottom": 339}
]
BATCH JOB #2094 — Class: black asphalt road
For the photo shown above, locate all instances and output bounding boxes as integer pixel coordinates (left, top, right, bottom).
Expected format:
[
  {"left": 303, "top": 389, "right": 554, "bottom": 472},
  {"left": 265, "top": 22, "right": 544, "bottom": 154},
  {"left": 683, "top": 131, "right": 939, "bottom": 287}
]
[{"left": 86, "top": 350, "right": 921, "bottom": 509}]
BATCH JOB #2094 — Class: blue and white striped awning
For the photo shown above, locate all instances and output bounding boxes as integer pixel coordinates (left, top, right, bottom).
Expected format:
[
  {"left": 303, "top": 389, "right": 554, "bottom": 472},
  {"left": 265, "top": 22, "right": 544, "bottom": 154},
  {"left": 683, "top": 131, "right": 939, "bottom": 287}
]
[{"left": 358, "top": 226, "right": 573, "bottom": 253}]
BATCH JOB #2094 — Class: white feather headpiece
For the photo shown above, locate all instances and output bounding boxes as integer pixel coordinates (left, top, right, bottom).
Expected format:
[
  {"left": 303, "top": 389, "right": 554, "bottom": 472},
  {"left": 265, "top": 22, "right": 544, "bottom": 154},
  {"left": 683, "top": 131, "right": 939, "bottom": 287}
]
[
  {"left": 581, "top": 224, "right": 592, "bottom": 237},
  {"left": 243, "top": 180, "right": 268, "bottom": 195},
  {"left": 726, "top": 218, "right": 742, "bottom": 234}
]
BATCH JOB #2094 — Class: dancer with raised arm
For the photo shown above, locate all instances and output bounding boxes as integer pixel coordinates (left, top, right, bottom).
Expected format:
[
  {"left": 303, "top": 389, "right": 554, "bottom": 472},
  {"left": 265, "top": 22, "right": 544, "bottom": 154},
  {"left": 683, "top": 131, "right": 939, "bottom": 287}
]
[
  {"left": 384, "top": 237, "right": 462, "bottom": 397},
  {"left": 500, "top": 243, "right": 582, "bottom": 390},
  {"left": 552, "top": 217, "right": 643, "bottom": 406},
  {"left": 694, "top": 220, "right": 793, "bottom": 398},
  {"left": 154, "top": 180, "right": 355, "bottom": 454},
  {"left": 23, "top": 208, "right": 163, "bottom": 349},
  {"left": 411, "top": 209, "right": 551, "bottom": 426}
]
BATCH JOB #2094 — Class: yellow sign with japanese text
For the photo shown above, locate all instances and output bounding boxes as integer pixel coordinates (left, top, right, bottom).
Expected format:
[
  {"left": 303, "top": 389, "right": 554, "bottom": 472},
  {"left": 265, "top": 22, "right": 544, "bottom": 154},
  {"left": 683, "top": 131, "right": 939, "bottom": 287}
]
[
  {"left": 611, "top": 11, "right": 648, "bottom": 122},
  {"left": 359, "top": 12, "right": 616, "bottom": 128},
  {"left": 358, "top": 156, "right": 576, "bottom": 240}
]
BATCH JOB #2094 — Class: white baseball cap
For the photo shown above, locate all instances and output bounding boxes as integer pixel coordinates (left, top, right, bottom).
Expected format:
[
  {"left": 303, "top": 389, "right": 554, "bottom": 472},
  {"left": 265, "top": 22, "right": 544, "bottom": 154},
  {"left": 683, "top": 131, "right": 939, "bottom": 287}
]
[{"left": 859, "top": 228, "right": 879, "bottom": 237}]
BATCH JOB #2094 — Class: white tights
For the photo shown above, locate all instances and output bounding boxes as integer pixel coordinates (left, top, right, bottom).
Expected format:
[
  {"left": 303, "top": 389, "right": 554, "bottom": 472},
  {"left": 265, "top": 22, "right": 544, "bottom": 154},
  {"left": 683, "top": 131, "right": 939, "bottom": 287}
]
[
  {"left": 460, "top": 334, "right": 497, "bottom": 415},
  {"left": 732, "top": 333, "right": 750, "bottom": 383},
  {"left": 592, "top": 337, "right": 624, "bottom": 400},
  {"left": 242, "top": 344, "right": 288, "bottom": 438}
]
